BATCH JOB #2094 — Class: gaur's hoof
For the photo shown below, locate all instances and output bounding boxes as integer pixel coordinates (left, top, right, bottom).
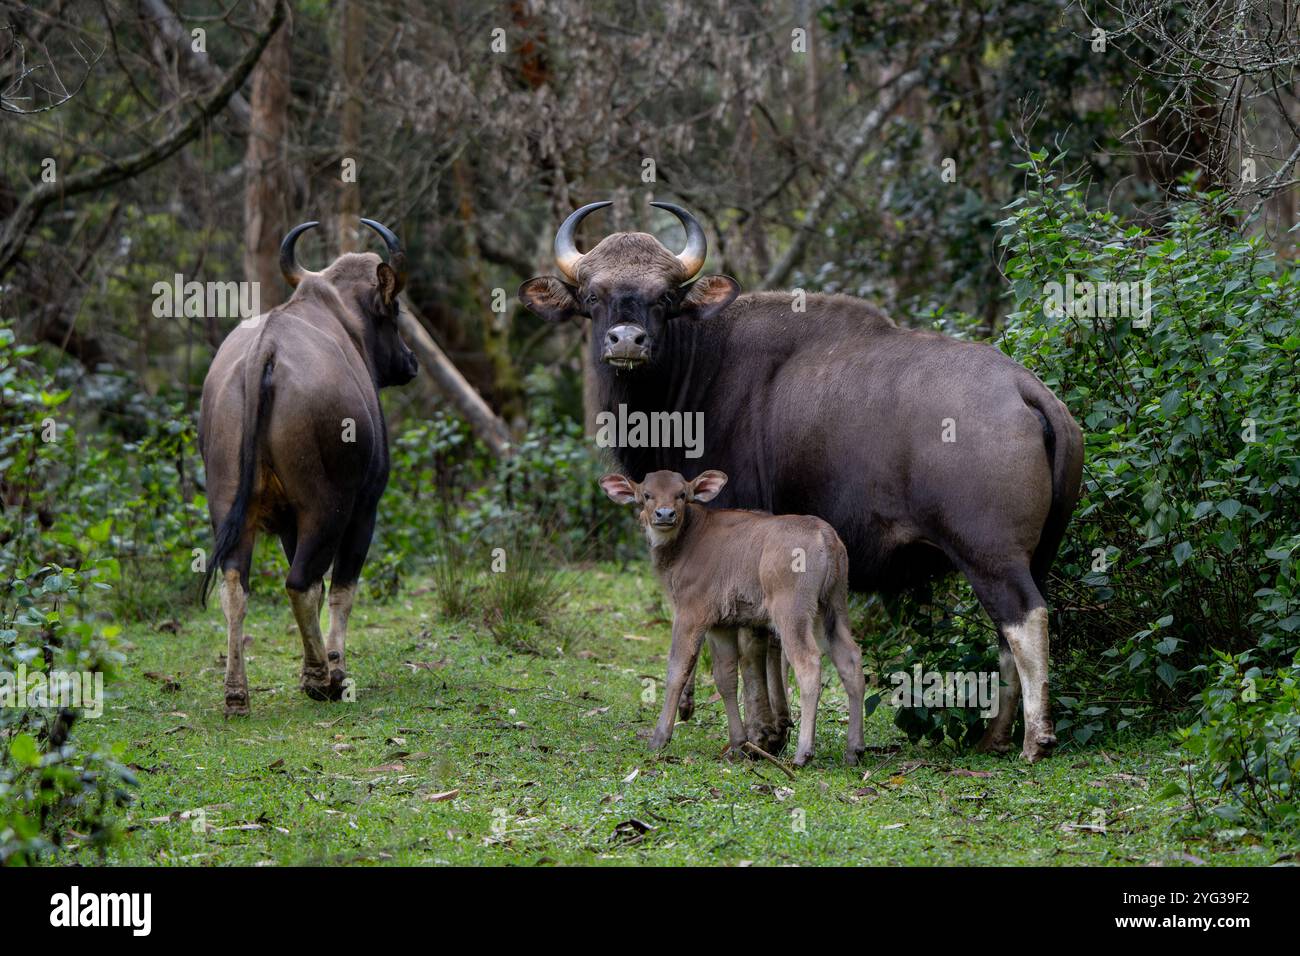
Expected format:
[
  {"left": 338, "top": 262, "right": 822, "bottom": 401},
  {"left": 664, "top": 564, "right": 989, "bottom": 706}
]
[
  {"left": 723, "top": 745, "right": 748, "bottom": 763},
  {"left": 792, "top": 749, "right": 814, "bottom": 768},
  {"left": 677, "top": 695, "right": 695, "bottom": 722},
  {"left": 974, "top": 732, "right": 1012, "bottom": 755},
  {"left": 748, "top": 725, "right": 788, "bottom": 757},
  {"left": 1020, "top": 732, "right": 1057, "bottom": 763},
  {"left": 300, "top": 666, "right": 333, "bottom": 701},
  {"left": 224, "top": 694, "right": 250, "bottom": 718},
  {"left": 843, "top": 746, "right": 865, "bottom": 767},
  {"left": 327, "top": 669, "right": 347, "bottom": 701}
]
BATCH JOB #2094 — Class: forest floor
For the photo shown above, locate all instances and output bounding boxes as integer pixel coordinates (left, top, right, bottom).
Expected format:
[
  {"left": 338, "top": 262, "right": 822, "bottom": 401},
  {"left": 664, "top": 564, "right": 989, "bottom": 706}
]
[{"left": 73, "top": 564, "right": 1286, "bottom": 866}]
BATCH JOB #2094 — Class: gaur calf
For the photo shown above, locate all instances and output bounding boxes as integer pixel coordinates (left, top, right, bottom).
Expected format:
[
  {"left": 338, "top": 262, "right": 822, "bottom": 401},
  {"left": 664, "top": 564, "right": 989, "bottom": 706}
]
[
  {"left": 600, "top": 469, "right": 866, "bottom": 767},
  {"left": 199, "top": 219, "right": 418, "bottom": 715}
]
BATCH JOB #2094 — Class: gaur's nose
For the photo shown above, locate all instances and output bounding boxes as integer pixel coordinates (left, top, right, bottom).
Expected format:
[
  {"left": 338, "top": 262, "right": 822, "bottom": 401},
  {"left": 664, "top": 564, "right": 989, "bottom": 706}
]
[
  {"left": 607, "top": 325, "right": 647, "bottom": 348},
  {"left": 654, "top": 507, "right": 676, "bottom": 522}
]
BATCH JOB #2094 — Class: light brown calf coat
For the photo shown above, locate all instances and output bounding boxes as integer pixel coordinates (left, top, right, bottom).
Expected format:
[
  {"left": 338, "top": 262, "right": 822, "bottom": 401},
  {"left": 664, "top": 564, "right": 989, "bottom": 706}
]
[{"left": 601, "top": 469, "right": 866, "bottom": 766}]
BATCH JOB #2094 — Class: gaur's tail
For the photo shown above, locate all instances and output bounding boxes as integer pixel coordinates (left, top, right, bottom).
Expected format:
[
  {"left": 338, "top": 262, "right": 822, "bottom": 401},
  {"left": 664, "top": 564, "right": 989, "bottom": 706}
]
[
  {"left": 201, "top": 349, "right": 276, "bottom": 606},
  {"left": 1019, "top": 380, "right": 1083, "bottom": 599}
]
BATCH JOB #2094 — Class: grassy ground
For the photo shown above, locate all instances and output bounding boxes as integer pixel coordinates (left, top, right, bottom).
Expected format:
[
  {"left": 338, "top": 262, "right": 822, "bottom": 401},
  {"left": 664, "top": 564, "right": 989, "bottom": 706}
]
[{"left": 74, "top": 563, "right": 1284, "bottom": 866}]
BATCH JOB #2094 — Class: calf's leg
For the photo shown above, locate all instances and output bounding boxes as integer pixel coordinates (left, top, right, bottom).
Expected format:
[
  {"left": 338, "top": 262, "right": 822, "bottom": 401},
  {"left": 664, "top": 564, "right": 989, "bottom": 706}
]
[
  {"left": 650, "top": 617, "right": 708, "bottom": 751},
  {"left": 775, "top": 614, "right": 823, "bottom": 767},
  {"left": 678, "top": 665, "right": 696, "bottom": 722},
  {"left": 707, "top": 629, "right": 746, "bottom": 756},
  {"left": 765, "top": 631, "right": 792, "bottom": 739}
]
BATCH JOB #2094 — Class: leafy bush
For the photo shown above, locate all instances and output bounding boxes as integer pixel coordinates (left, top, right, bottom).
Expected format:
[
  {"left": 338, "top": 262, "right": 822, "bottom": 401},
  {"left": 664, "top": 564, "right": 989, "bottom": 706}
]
[
  {"left": 997, "top": 149, "right": 1300, "bottom": 735},
  {"left": 1, "top": 327, "right": 132, "bottom": 864},
  {"left": 1176, "top": 651, "right": 1298, "bottom": 832},
  {"left": 481, "top": 529, "right": 576, "bottom": 656},
  {"left": 427, "top": 534, "right": 479, "bottom": 620},
  {"left": 375, "top": 408, "right": 635, "bottom": 599}
]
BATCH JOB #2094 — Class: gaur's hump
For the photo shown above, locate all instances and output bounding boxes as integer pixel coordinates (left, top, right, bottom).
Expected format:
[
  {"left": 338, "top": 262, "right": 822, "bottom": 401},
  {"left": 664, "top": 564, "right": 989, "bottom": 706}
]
[
  {"left": 320, "top": 251, "right": 384, "bottom": 285},
  {"left": 734, "top": 291, "right": 897, "bottom": 329},
  {"left": 578, "top": 233, "right": 688, "bottom": 284}
]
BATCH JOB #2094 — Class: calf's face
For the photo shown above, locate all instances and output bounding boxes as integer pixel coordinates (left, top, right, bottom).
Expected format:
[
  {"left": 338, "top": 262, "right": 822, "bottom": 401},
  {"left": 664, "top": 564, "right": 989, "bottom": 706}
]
[{"left": 599, "top": 469, "right": 728, "bottom": 547}]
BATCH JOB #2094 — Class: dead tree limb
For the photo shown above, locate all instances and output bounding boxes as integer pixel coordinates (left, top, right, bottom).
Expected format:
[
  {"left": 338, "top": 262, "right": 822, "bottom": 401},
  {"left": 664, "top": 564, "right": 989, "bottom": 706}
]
[{"left": 398, "top": 296, "right": 513, "bottom": 459}]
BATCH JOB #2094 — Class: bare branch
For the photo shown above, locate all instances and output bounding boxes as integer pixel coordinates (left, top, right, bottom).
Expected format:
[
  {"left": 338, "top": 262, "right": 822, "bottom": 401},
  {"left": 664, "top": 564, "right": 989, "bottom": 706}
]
[{"left": 0, "top": 0, "right": 288, "bottom": 277}]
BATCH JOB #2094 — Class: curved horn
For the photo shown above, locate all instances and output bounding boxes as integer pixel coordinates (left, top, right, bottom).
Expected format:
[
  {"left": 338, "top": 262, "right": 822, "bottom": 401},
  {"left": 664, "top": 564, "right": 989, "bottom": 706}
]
[
  {"left": 279, "top": 221, "right": 320, "bottom": 288},
  {"left": 554, "top": 201, "right": 612, "bottom": 282},
  {"left": 649, "top": 201, "right": 707, "bottom": 279},
  {"left": 359, "top": 217, "right": 407, "bottom": 295}
]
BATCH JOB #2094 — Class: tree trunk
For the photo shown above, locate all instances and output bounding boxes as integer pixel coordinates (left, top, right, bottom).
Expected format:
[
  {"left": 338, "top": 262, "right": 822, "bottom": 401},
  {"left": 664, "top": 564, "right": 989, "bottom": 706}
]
[
  {"left": 454, "top": 158, "right": 521, "bottom": 422},
  {"left": 333, "top": 0, "right": 363, "bottom": 254},
  {"left": 242, "top": 0, "right": 291, "bottom": 309}
]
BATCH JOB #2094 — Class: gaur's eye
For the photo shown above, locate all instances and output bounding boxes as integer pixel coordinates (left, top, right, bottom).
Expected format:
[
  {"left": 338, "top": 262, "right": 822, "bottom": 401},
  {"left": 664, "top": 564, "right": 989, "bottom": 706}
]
[
  {"left": 585, "top": 293, "right": 598, "bottom": 306},
  {"left": 644, "top": 493, "right": 654, "bottom": 502},
  {"left": 677, "top": 493, "right": 685, "bottom": 500}
]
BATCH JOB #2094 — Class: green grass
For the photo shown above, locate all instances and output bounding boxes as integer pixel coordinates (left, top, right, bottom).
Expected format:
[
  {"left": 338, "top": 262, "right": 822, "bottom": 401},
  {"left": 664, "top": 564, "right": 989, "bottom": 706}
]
[{"left": 73, "top": 563, "right": 1286, "bottom": 866}]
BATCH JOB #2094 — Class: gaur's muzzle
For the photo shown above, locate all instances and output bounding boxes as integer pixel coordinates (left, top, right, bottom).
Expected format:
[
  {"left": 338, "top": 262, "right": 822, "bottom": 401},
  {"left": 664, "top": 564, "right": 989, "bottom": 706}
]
[
  {"left": 604, "top": 324, "right": 650, "bottom": 369},
  {"left": 397, "top": 349, "right": 419, "bottom": 385}
]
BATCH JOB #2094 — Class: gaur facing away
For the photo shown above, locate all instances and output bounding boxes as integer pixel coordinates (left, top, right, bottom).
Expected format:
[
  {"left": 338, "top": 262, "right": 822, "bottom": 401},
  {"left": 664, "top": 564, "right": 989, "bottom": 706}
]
[
  {"left": 199, "top": 219, "right": 418, "bottom": 715},
  {"left": 600, "top": 469, "right": 866, "bottom": 767}
]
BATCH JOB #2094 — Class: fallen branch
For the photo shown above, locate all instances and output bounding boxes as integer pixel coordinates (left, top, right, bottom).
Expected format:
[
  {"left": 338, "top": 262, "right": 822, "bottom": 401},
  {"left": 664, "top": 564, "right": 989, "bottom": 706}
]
[
  {"left": 397, "top": 296, "right": 513, "bottom": 459},
  {"left": 741, "top": 741, "right": 797, "bottom": 780}
]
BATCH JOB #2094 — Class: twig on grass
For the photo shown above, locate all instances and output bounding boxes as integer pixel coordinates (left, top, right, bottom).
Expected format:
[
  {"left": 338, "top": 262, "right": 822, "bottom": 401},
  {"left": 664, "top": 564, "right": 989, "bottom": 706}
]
[{"left": 741, "top": 741, "right": 796, "bottom": 781}]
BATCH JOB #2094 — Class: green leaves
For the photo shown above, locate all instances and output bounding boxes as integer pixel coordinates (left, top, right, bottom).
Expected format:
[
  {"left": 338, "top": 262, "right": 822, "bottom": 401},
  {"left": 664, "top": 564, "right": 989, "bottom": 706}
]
[
  {"left": 997, "top": 148, "right": 1300, "bottom": 783},
  {"left": 8, "top": 734, "right": 39, "bottom": 769}
]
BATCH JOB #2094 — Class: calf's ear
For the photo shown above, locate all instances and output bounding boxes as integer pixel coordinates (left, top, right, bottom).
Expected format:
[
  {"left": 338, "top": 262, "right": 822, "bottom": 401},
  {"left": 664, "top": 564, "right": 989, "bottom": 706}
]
[
  {"left": 599, "top": 473, "right": 638, "bottom": 505},
  {"left": 519, "top": 276, "right": 583, "bottom": 323},
  {"left": 689, "top": 470, "right": 728, "bottom": 502},
  {"left": 679, "top": 275, "right": 740, "bottom": 321}
]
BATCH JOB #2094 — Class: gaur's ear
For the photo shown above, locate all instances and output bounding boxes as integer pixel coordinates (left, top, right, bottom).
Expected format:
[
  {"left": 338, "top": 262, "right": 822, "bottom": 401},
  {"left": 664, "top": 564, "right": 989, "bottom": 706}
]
[
  {"left": 519, "top": 276, "right": 583, "bottom": 323},
  {"left": 599, "top": 473, "right": 638, "bottom": 505},
  {"left": 679, "top": 275, "right": 740, "bottom": 322},
  {"left": 689, "top": 470, "right": 728, "bottom": 502},
  {"left": 376, "top": 262, "right": 399, "bottom": 307}
]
